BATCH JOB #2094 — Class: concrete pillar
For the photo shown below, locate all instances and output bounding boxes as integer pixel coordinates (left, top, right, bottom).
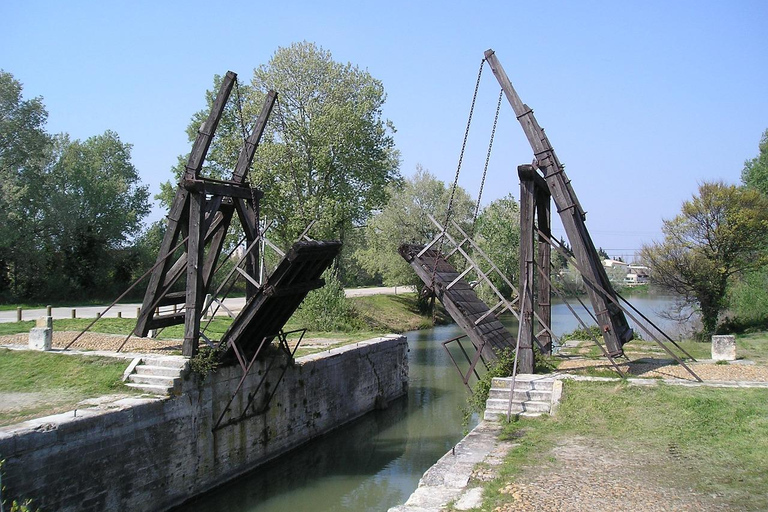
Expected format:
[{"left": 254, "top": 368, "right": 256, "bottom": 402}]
[
  {"left": 711, "top": 335, "right": 736, "bottom": 361},
  {"left": 29, "top": 316, "right": 53, "bottom": 351}
]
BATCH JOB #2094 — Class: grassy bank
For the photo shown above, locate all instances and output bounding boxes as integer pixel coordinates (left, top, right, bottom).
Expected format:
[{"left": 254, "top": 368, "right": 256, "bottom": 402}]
[
  {"left": 0, "top": 349, "right": 141, "bottom": 426},
  {"left": 0, "top": 293, "right": 442, "bottom": 340},
  {"left": 480, "top": 381, "right": 768, "bottom": 511}
]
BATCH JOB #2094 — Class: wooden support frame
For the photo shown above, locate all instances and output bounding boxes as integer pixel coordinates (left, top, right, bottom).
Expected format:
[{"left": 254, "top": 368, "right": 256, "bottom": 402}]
[
  {"left": 518, "top": 164, "right": 554, "bottom": 371},
  {"left": 484, "top": 49, "right": 633, "bottom": 356},
  {"left": 133, "top": 74, "right": 278, "bottom": 357}
]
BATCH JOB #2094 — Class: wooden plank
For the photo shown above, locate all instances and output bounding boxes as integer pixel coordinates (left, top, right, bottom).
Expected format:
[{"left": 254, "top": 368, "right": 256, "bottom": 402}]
[{"left": 147, "top": 312, "right": 186, "bottom": 330}]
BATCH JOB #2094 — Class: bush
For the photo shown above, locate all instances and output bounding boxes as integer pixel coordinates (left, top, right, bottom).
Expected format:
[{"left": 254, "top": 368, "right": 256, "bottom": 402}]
[
  {"left": 297, "top": 269, "right": 360, "bottom": 332},
  {"left": 722, "top": 269, "right": 768, "bottom": 332}
]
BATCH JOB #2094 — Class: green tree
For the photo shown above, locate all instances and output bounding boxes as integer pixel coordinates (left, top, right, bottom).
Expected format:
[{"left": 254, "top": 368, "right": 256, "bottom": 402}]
[
  {"left": 641, "top": 181, "right": 768, "bottom": 335},
  {"left": 741, "top": 128, "right": 768, "bottom": 195},
  {"left": 355, "top": 166, "right": 474, "bottom": 287},
  {"left": 161, "top": 42, "right": 401, "bottom": 280},
  {"left": 44, "top": 131, "right": 150, "bottom": 294},
  {"left": 0, "top": 71, "right": 51, "bottom": 297}
]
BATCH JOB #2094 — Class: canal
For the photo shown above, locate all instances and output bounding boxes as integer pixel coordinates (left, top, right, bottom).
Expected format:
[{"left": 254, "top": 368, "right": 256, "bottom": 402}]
[{"left": 179, "top": 294, "right": 682, "bottom": 511}]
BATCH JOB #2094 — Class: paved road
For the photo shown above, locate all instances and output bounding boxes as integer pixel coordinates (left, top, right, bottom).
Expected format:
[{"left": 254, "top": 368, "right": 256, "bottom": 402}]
[{"left": 0, "top": 286, "right": 417, "bottom": 323}]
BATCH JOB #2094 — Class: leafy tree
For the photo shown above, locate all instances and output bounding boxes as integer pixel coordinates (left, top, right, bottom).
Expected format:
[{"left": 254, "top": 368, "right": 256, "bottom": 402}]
[
  {"left": 741, "top": 128, "right": 768, "bottom": 195},
  {"left": 43, "top": 131, "right": 150, "bottom": 294},
  {"left": 355, "top": 165, "right": 474, "bottom": 288},
  {"left": 641, "top": 181, "right": 768, "bottom": 335},
  {"left": 161, "top": 42, "right": 401, "bottom": 280},
  {"left": 0, "top": 71, "right": 51, "bottom": 297}
]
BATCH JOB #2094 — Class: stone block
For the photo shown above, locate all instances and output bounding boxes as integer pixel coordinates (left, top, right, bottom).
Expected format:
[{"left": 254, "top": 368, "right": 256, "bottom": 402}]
[
  {"left": 711, "top": 334, "right": 736, "bottom": 361},
  {"left": 29, "top": 326, "right": 52, "bottom": 351}
]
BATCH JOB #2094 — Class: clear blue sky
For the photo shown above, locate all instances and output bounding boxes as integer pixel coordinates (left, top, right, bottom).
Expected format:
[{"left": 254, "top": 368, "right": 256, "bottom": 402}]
[{"left": 2, "top": 1, "right": 767, "bottom": 261}]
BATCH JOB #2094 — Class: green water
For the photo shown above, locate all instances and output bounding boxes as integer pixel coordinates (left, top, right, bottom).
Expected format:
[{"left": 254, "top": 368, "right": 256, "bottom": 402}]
[{"left": 178, "top": 324, "right": 475, "bottom": 512}]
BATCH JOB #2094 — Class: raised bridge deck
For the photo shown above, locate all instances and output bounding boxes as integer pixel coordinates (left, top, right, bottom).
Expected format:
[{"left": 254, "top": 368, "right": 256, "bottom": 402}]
[
  {"left": 399, "top": 244, "right": 516, "bottom": 359},
  {"left": 220, "top": 240, "right": 342, "bottom": 362}
]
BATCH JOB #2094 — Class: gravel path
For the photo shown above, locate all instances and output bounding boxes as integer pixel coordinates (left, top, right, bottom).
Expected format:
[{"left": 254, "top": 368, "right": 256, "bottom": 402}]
[
  {"left": 492, "top": 436, "right": 726, "bottom": 512},
  {"left": 556, "top": 357, "right": 768, "bottom": 382},
  {"left": 0, "top": 331, "right": 182, "bottom": 354}
]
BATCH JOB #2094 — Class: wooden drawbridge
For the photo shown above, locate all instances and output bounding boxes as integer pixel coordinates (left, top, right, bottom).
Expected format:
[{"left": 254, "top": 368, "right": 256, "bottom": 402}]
[{"left": 399, "top": 244, "right": 516, "bottom": 363}]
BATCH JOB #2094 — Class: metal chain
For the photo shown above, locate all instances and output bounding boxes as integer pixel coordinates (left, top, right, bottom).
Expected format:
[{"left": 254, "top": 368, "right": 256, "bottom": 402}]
[
  {"left": 234, "top": 78, "right": 248, "bottom": 148},
  {"left": 275, "top": 97, "right": 308, "bottom": 223},
  {"left": 428, "top": 58, "right": 485, "bottom": 313},
  {"left": 472, "top": 88, "right": 503, "bottom": 230}
]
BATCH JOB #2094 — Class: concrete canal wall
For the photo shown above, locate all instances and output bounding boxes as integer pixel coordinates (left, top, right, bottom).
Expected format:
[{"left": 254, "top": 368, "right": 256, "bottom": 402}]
[{"left": 0, "top": 335, "right": 408, "bottom": 511}]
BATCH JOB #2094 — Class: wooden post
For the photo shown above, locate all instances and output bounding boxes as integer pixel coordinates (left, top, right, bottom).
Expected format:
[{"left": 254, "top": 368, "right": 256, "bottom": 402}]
[
  {"left": 485, "top": 49, "right": 633, "bottom": 356},
  {"left": 518, "top": 165, "right": 536, "bottom": 374},
  {"left": 184, "top": 189, "right": 205, "bottom": 357},
  {"left": 535, "top": 184, "right": 552, "bottom": 354}
]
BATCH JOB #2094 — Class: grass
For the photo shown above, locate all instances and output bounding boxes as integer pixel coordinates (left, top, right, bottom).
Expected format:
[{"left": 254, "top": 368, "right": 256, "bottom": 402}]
[
  {"left": 350, "top": 293, "right": 449, "bottom": 332},
  {"left": 0, "top": 348, "right": 141, "bottom": 426},
  {"left": 482, "top": 381, "right": 768, "bottom": 511}
]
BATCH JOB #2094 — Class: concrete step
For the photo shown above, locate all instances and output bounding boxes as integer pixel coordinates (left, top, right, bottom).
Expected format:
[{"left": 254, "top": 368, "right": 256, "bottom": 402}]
[
  {"left": 485, "top": 398, "right": 551, "bottom": 414},
  {"left": 483, "top": 409, "right": 545, "bottom": 421},
  {"left": 142, "top": 356, "right": 187, "bottom": 370},
  {"left": 491, "top": 376, "right": 554, "bottom": 391},
  {"left": 488, "top": 388, "right": 553, "bottom": 401},
  {"left": 127, "top": 373, "right": 178, "bottom": 387},
  {"left": 125, "top": 382, "right": 175, "bottom": 395},
  {"left": 134, "top": 365, "right": 183, "bottom": 378}
]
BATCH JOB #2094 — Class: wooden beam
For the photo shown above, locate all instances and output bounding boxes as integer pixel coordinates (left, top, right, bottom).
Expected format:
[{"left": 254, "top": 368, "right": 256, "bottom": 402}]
[
  {"left": 535, "top": 183, "right": 552, "bottom": 354},
  {"left": 518, "top": 165, "right": 536, "bottom": 373},
  {"left": 183, "top": 190, "right": 205, "bottom": 357},
  {"left": 232, "top": 91, "right": 277, "bottom": 183},
  {"left": 485, "top": 49, "right": 632, "bottom": 356},
  {"left": 183, "top": 72, "right": 237, "bottom": 181},
  {"left": 181, "top": 179, "right": 261, "bottom": 200}
]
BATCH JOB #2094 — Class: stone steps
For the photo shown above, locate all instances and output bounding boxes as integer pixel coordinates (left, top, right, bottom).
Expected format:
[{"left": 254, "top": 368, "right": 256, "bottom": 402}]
[
  {"left": 483, "top": 374, "right": 561, "bottom": 421},
  {"left": 123, "top": 356, "right": 188, "bottom": 396}
]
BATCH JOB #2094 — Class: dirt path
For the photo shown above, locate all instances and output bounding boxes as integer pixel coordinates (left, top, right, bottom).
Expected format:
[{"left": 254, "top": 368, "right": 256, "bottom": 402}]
[{"left": 492, "top": 436, "right": 726, "bottom": 512}]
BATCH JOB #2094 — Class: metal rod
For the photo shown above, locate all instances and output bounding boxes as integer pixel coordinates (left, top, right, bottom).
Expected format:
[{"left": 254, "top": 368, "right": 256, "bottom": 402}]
[
  {"left": 616, "top": 291, "right": 697, "bottom": 361},
  {"left": 536, "top": 264, "right": 626, "bottom": 378},
  {"left": 507, "top": 279, "right": 527, "bottom": 422},
  {"left": 540, "top": 230, "right": 702, "bottom": 382},
  {"left": 64, "top": 235, "right": 190, "bottom": 351}
]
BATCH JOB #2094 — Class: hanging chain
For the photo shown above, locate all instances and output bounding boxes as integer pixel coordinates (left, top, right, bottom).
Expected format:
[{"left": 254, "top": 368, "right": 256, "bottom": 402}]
[
  {"left": 234, "top": 78, "right": 248, "bottom": 148},
  {"left": 428, "top": 58, "right": 486, "bottom": 311},
  {"left": 472, "top": 88, "right": 503, "bottom": 230},
  {"left": 275, "top": 97, "right": 308, "bottom": 224}
]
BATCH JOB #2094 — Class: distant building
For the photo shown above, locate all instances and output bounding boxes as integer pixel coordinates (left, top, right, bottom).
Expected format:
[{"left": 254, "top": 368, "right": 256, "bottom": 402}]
[
  {"left": 602, "top": 259, "right": 628, "bottom": 270},
  {"left": 602, "top": 259, "right": 650, "bottom": 286},
  {"left": 624, "top": 264, "right": 650, "bottom": 285}
]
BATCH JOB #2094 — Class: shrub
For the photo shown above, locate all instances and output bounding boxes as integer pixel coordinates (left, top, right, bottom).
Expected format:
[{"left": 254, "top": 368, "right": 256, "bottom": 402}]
[{"left": 297, "top": 269, "right": 360, "bottom": 332}]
